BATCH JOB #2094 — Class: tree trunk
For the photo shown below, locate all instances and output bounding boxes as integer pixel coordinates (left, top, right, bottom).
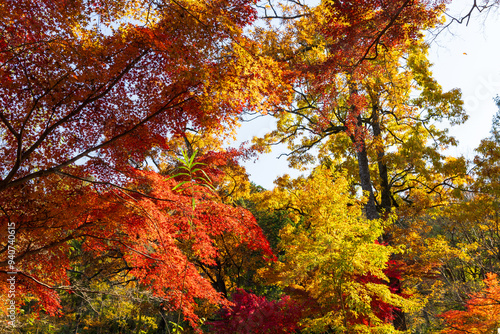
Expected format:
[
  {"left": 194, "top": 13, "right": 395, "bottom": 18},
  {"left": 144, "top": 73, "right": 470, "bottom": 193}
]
[
  {"left": 349, "top": 80, "right": 379, "bottom": 221},
  {"left": 371, "top": 104, "right": 407, "bottom": 331},
  {"left": 356, "top": 141, "right": 379, "bottom": 220},
  {"left": 371, "top": 106, "right": 392, "bottom": 214}
]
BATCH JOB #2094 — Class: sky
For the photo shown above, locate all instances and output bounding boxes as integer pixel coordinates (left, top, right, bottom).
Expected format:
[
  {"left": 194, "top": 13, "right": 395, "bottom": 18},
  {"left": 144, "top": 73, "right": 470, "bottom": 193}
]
[
  {"left": 234, "top": 0, "right": 500, "bottom": 190},
  {"left": 429, "top": 0, "right": 500, "bottom": 157}
]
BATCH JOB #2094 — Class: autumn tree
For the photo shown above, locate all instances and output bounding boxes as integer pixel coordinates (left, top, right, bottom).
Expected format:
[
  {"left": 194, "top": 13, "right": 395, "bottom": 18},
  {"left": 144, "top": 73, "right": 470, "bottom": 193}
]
[
  {"left": 254, "top": 27, "right": 466, "bottom": 222},
  {"left": 251, "top": 0, "right": 471, "bottom": 330},
  {"left": 255, "top": 168, "right": 419, "bottom": 333},
  {"left": 413, "top": 100, "right": 500, "bottom": 332},
  {"left": 0, "top": 0, "right": 283, "bottom": 330},
  {"left": 209, "top": 288, "right": 302, "bottom": 334},
  {"left": 2, "top": 0, "right": 494, "bottom": 332},
  {"left": 0, "top": 0, "right": 285, "bottom": 191}
]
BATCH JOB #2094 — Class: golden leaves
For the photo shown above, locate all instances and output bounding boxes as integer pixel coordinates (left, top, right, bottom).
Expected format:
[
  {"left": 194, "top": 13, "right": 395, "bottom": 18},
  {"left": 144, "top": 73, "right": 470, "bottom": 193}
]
[{"left": 255, "top": 167, "right": 414, "bottom": 331}]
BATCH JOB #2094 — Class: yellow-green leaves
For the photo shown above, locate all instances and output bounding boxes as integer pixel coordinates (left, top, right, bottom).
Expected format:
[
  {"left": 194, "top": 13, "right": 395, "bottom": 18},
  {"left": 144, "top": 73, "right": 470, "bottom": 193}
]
[{"left": 256, "top": 168, "right": 415, "bottom": 332}]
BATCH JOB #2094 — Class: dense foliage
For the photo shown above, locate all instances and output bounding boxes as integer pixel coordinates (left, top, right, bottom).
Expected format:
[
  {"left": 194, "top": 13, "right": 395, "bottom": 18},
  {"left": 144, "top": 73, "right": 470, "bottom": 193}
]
[{"left": 1, "top": 0, "right": 500, "bottom": 333}]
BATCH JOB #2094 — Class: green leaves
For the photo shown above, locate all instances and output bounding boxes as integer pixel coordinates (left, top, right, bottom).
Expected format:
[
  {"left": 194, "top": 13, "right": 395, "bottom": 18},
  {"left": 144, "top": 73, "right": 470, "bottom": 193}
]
[
  {"left": 169, "top": 149, "right": 216, "bottom": 211},
  {"left": 170, "top": 149, "right": 215, "bottom": 194}
]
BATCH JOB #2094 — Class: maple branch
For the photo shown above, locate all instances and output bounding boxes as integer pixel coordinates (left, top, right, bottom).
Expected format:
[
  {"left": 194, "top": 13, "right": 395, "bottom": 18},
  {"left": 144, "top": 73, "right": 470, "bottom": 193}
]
[
  {"left": 109, "top": 185, "right": 175, "bottom": 260},
  {"left": 287, "top": 106, "right": 318, "bottom": 125},
  {"left": 0, "top": 269, "right": 157, "bottom": 302},
  {"left": 0, "top": 48, "right": 151, "bottom": 189},
  {"left": 0, "top": 34, "right": 61, "bottom": 62},
  {"left": 219, "top": 234, "right": 243, "bottom": 275},
  {"left": 78, "top": 233, "right": 162, "bottom": 262},
  {"left": 22, "top": 49, "right": 150, "bottom": 163},
  {"left": 0, "top": 270, "right": 71, "bottom": 291},
  {"left": 260, "top": 13, "right": 310, "bottom": 20},
  {"left": 353, "top": 0, "right": 412, "bottom": 68},
  {"left": 0, "top": 88, "right": 193, "bottom": 191},
  {"left": 277, "top": 135, "right": 324, "bottom": 159},
  {"left": 257, "top": 0, "right": 311, "bottom": 19},
  {"left": 443, "top": 0, "right": 498, "bottom": 28},
  {"left": 384, "top": 126, "right": 405, "bottom": 144},
  {"left": 115, "top": 240, "right": 161, "bottom": 262},
  {"left": 324, "top": 124, "right": 347, "bottom": 134},
  {"left": 389, "top": 165, "right": 413, "bottom": 189},
  {"left": 17, "top": 54, "right": 39, "bottom": 130},
  {"left": 54, "top": 171, "right": 175, "bottom": 203},
  {"left": 410, "top": 174, "right": 465, "bottom": 198},
  {"left": 0, "top": 109, "right": 19, "bottom": 139},
  {"left": 0, "top": 220, "right": 92, "bottom": 267},
  {"left": 39, "top": 73, "right": 74, "bottom": 130}
]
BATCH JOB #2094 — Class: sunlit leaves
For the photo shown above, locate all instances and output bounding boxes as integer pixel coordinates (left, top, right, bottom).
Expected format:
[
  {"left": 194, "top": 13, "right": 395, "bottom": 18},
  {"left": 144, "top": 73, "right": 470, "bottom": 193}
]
[
  {"left": 256, "top": 168, "right": 416, "bottom": 332},
  {"left": 0, "top": 0, "right": 279, "bottom": 192}
]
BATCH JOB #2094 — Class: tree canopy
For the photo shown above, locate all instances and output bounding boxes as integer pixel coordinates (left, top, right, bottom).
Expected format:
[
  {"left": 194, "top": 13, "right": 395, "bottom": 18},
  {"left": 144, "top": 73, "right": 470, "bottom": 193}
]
[{"left": 1, "top": 0, "right": 500, "bottom": 333}]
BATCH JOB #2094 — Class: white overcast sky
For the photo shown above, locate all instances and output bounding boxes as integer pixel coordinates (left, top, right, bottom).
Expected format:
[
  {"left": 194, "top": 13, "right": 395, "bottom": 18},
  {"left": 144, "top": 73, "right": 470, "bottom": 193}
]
[{"left": 234, "top": 0, "right": 500, "bottom": 190}]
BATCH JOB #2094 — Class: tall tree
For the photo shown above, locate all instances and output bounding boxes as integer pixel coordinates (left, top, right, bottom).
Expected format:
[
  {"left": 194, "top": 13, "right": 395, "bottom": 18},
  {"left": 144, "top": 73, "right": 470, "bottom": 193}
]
[
  {"left": 252, "top": 0, "right": 467, "bottom": 329},
  {"left": 440, "top": 273, "right": 500, "bottom": 334},
  {"left": 425, "top": 101, "right": 500, "bottom": 332}
]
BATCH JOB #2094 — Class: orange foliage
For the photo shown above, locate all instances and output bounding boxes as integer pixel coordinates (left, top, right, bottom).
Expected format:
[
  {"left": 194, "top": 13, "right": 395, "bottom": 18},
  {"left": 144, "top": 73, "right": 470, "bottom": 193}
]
[
  {"left": 440, "top": 273, "right": 500, "bottom": 333},
  {"left": 0, "top": 0, "right": 279, "bottom": 328},
  {"left": 0, "top": 165, "right": 273, "bottom": 328}
]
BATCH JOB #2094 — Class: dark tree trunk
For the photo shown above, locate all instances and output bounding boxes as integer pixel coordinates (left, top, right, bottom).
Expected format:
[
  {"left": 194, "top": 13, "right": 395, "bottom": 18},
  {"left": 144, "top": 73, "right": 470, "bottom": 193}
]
[
  {"left": 349, "top": 81, "right": 379, "bottom": 221},
  {"left": 371, "top": 108, "right": 392, "bottom": 214},
  {"left": 356, "top": 141, "right": 379, "bottom": 220},
  {"left": 214, "top": 257, "right": 228, "bottom": 297},
  {"left": 371, "top": 104, "right": 407, "bottom": 331},
  {"left": 348, "top": 81, "right": 407, "bottom": 331}
]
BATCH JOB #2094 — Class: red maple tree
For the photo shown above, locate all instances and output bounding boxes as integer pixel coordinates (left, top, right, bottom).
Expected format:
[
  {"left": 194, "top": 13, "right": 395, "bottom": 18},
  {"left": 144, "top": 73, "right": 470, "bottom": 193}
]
[{"left": 0, "top": 0, "right": 278, "bottom": 328}]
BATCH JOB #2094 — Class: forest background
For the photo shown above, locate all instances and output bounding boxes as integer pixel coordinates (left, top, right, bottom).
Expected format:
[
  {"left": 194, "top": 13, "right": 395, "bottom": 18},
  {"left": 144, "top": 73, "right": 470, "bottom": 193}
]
[{"left": 2, "top": 0, "right": 500, "bottom": 333}]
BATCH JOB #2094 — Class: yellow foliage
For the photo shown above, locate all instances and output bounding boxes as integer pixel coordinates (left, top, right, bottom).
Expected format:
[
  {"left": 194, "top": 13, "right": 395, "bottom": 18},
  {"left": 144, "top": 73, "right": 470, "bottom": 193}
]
[{"left": 256, "top": 168, "right": 417, "bottom": 332}]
